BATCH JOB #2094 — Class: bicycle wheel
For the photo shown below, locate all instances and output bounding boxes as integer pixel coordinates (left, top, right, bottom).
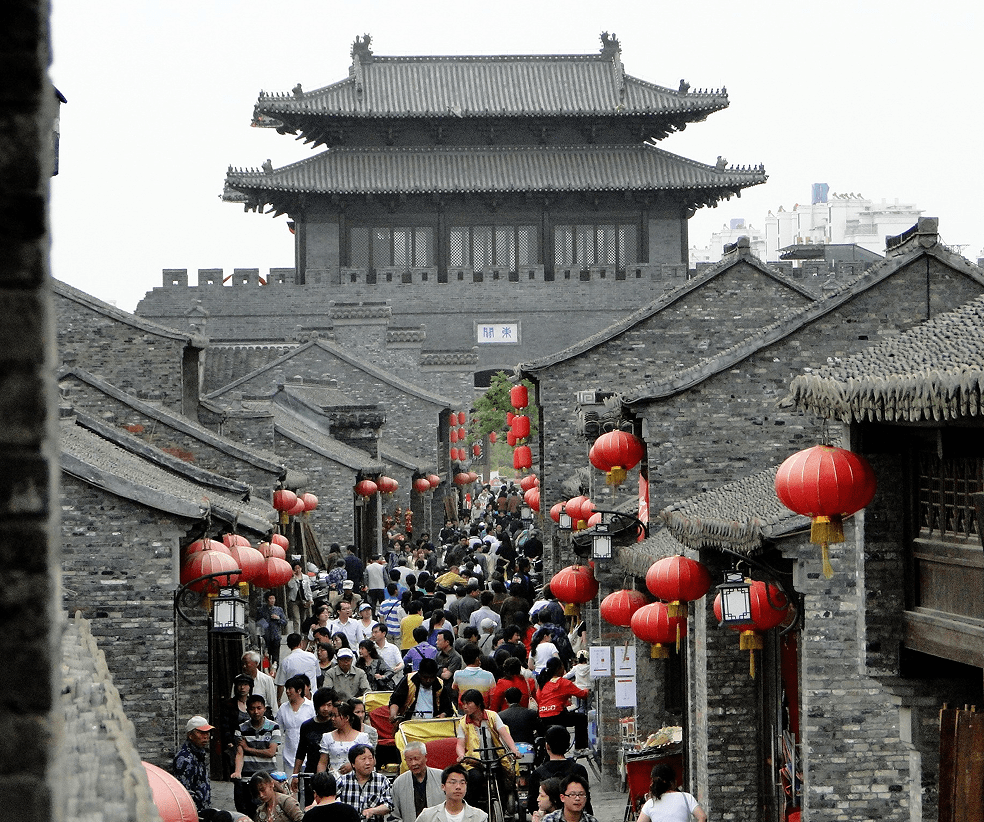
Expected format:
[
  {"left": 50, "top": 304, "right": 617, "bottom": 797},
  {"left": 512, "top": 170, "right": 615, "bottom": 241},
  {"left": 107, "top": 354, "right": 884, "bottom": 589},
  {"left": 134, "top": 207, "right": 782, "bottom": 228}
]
[{"left": 488, "top": 772, "right": 506, "bottom": 822}]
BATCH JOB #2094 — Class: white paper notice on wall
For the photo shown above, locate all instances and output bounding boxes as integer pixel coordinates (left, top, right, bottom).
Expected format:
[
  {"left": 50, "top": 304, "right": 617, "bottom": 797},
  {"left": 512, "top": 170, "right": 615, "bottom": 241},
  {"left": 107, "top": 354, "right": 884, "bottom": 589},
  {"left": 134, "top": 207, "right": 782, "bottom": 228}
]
[
  {"left": 476, "top": 323, "right": 519, "bottom": 344},
  {"left": 615, "top": 677, "right": 637, "bottom": 708},
  {"left": 589, "top": 646, "right": 611, "bottom": 678},
  {"left": 614, "top": 644, "right": 636, "bottom": 676}
]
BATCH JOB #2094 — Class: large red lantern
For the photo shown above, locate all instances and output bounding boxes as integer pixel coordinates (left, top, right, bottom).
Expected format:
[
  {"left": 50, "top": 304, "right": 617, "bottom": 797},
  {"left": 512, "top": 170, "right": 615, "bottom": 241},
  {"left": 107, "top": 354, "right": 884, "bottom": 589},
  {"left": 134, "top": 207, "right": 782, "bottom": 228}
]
[
  {"left": 457, "top": 427, "right": 467, "bottom": 441},
  {"left": 472, "top": 442, "right": 482, "bottom": 458},
  {"left": 355, "top": 479, "right": 378, "bottom": 497},
  {"left": 489, "top": 431, "right": 497, "bottom": 444},
  {"left": 524, "top": 487, "right": 541, "bottom": 512},
  {"left": 287, "top": 496, "right": 306, "bottom": 517},
  {"left": 511, "top": 415, "right": 531, "bottom": 440},
  {"left": 272, "top": 489, "right": 297, "bottom": 511},
  {"left": 519, "top": 474, "right": 538, "bottom": 492},
  {"left": 186, "top": 538, "right": 228, "bottom": 555},
  {"left": 513, "top": 445, "right": 533, "bottom": 471},
  {"left": 181, "top": 549, "right": 241, "bottom": 593},
  {"left": 630, "top": 602, "right": 686, "bottom": 658},
  {"left": 255, "top": 556, "right": 293, "bottom": 589},
  {"left": 229, "top": 543, "right": 265, "bottom": 584},
  {"left": 713, "top": 580, "right": 790, "bottom": 677},
  {"left": 600, "top": 588, "right": 648, "bottom": 628},
  {"left": 510, "top": 384, "right": 529, "bottom": 409},
  {"left": 301, "top": 493, "right": 318, "bottom": 512},
  {"left": 549, "top": 502, "right": 565, "bottom": 524},
  {"left": 427, "top": 474, "right": 441, "bottom": 489},
  {"left": 457, "top": 411, "right": 468, "bottom": 427},
  {"left": 506, "top": 411, "right": 515, "bottom": 426},
  {"left": 590, "top": 431, "right": 645, "bottom": 486},
  {"left": 506, "top": 430, "right": 518, "bottom": 448},
  {"left": 413, "top": 477, "right": 432, "bottom": 494},
  {"left": 775, "top": 444, "right": 877, "bottom": 578},
  {"left": 269, "top": 533, "right": 289, "bottom": 551},
  {"left": 453, "top": 472, "right": 472, "bottom": 487},
  {"left": 646, "top": 555, "right": 712, "bottom": 617},
  {"left": 450, "top": 427, "right": 459, "bottom": 443},
  {"left": 377, "top": 476, "right": 399, "bottom": 495},
  {"left": 551, "top": 564, "right": 599, "bottom": 616},
  {"left": 256, "top": 540, "right": 287, "bottom": 561},
  {"left": 222, "top": 534, "right": 251, "bottom": 549}
]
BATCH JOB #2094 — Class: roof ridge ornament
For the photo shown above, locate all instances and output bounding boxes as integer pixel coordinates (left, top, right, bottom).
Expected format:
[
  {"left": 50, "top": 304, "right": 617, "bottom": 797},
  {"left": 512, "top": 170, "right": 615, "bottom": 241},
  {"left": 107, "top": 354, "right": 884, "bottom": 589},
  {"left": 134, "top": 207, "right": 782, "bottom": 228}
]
[
  {"left": 351, "top": 34, "right": 373, "bottom": 98},
  {"left": 599, "top": 31, "right": 625, "bottom": 100}
]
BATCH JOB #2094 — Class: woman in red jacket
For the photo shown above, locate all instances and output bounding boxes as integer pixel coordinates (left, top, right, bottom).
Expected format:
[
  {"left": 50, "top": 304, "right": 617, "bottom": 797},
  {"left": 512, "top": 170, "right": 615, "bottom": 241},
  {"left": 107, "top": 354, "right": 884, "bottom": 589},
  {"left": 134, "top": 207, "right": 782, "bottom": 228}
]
[
  {"left": 535, "top": 657, "right": 590, "bottom": 754},
  {"left": 489, "top": 657, "right": 538, "bottom": 711}
]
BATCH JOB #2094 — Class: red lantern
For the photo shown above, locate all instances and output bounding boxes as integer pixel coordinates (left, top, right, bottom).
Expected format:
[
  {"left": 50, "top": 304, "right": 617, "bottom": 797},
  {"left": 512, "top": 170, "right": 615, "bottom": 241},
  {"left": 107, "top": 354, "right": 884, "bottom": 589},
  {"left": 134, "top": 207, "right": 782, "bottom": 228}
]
[
  {"left": 630, "top": 602, "right": 686, "bottom": 658},
  {"left": 713, "top": 580, "right": 790, "bottom": 677},
  {"left": 186, "top": 538, "right": 228, "bottom": 555},
  {"left": 427, "top": 474, "right": 441, "bottom": 488},
  {"left": 524, "top": 487, "right": 541, "bottom": 512},
  {"left": 472, "top": 442, "right": 482, "bottom": 458},
  {"left": 510, "top": 384, "right": 529, "bottom": 410},
  {"left": 377, "top": 476, "right": 399, "bottom": 495},
  {"left": 355, "top": 479, "right": 378, "bottom": 497},
  {"left": 181, "top": 549, "right": 241, "bottom": 593},
  {"left": 519, "top": 474, "right": 538, "bottom": 492},
  {"left": 646, "top": 555, "right": 712, "bottom": 618},
  {"left": 256, "top": 556, "right": 293, "bottom": 589},
  {"left": 301, "top": 493, "right": 318, "bottom": 512},
  {"left": 590, "top": 431, "right": 645, "bottom": 486},
  {"left": 601, "top": 589, "right": 648, "bottom": 628},
  {"left": 269, "top": 533, "right": 289, "bottom": 551},
  {"left": 272, "top": 489, "right": 298, "bottom": 512},
  {"left": 256, "top": 540, "right": 287, "bottom": 561},
  {"left": 454, "top": 472, "right": 472, "bottom": 487},
  {"left": 456, "top": 427, "right": 467, "bottom": 441},
  {"left": 413, "top": 477, "right": 432, "bottom": 494},
  {"left": 489, "top": 431, "right": 497, "bottom": 444},
  {"left": 222, "top": 534, "right": 251, "bottom": 549},
  {"left": 450, "top": 427, "right": 459, "bottom": 443},
  {"left": 506, "top": 411, "right": 515, "bottom": 426},
  {"left": 457, "top": 411, "right": 468, "bottom": 427},
  {"left": 513, "top": 445, "right": 532, "bottom": 471},
  {"left": 586, "top": 511, "right": 601, "bottom": 527},
  {"left": 506, "top": 430, "right": 517, "bottom": 448},
  {"left": 229, "top": 543, "right": 265, "bottom": 584},
  {"left": 549, "top": 502, "right": 565, "bottom": 523},
  {"left": 287, "top": 497, "right": 306, "bottom": 517},
  {"left": 775, "top": 444, "right": 877, "bottom": 578},
  {"left": 512, "top": 415, "right": 530, "bottom": 440},
  {"left": 564, "top": 496, "right": 594, "bottom": 530},
  {"left": 551, "top": 565, "right": 599, "bottom": 613}
]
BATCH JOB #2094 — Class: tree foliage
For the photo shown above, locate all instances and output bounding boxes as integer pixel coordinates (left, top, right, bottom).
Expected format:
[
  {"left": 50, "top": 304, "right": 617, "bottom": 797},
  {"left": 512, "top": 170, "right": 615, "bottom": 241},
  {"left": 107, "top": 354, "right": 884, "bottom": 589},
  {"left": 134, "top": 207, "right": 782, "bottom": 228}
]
[{"left": 470, "top": 372, "right": 538, "bottom": 443}]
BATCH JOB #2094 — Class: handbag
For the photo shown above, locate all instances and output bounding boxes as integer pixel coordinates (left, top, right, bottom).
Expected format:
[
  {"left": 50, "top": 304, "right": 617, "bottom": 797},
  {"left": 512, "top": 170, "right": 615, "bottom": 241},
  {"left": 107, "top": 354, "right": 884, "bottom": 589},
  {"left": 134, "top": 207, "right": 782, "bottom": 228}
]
[{"left": 526, "top": 677, "right": 538, "bottom": 711}]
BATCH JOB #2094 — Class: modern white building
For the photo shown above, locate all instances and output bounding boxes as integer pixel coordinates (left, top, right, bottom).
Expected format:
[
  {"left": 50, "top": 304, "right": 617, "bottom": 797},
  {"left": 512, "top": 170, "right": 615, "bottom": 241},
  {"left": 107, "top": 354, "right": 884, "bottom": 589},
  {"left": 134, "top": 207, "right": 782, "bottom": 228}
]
[{"left": 691, "top": 185, "right": 922, "bottom": 265}]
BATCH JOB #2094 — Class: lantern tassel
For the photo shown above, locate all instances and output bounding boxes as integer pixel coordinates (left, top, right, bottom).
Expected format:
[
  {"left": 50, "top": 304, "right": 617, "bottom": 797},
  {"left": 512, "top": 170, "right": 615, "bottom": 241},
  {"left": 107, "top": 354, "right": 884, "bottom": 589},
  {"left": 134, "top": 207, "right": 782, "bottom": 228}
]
[
  {"left": 749, "top": 649, "right": 756, "bottom": 678},
  {"left": 606, "top": 466, "right": 627, "bottom": 486},
  {"left": 821, "top": 543, "right": 834, "bottom": 579},
  {"left": 651, "top": 643, "right": 669, "bottom": 659},
  {"left": 666, "top": 601, "right": 686, "bottom": 619},
  {"left": 810, "top": 514, "right": 844, "bottom": 545},
  {"left": 675, "top": 621, "right": 681, "bottom": 653},
  {"left": 279, "top": 511, "right": 289, "bottom": 526},
  {"left": 739, "top": 630, "right": 763, "bottom": 677}
]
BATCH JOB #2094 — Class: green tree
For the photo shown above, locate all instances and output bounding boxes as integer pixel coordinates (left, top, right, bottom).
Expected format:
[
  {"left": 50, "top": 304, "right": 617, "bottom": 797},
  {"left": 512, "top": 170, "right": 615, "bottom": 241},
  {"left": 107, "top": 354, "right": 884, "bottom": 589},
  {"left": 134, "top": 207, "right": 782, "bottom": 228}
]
[{"left": 470, "top": 372, "right": 538, "bottom": 443}]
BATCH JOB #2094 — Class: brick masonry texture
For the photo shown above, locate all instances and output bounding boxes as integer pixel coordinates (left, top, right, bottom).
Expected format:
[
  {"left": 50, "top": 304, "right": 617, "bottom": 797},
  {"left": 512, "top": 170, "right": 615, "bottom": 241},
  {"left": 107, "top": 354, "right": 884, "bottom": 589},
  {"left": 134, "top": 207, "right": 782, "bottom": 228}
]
[{"left": 60, "top": 474, "right": 204, "bottom": 766}]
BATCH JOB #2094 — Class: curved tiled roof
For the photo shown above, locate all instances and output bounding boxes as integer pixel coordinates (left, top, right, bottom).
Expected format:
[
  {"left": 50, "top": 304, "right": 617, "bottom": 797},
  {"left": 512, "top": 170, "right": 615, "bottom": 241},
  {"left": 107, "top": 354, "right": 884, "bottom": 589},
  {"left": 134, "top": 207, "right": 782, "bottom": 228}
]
[
  {"left": 61, "top": 418, "right": 276, "bottom": 533},
  {"left": 658, "top": 467, "right": 809, "bottom": 555},
  {"left": 256, "top": 53, "right": 727, "bottom": 122},
  {"left": 789, "top": 294, "right": 984, "bottom": 423},
  {"left": 224, "top": 144, "right": 766, "bottom": 200},
  {"left": 273, "top": 408, "right": 386, "bottom": 472}
]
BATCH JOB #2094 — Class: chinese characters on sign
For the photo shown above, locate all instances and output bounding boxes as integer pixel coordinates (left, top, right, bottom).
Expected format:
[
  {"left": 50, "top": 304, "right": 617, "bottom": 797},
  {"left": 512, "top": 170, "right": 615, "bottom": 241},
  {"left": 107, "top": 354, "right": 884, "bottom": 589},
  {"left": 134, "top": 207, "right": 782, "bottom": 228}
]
[{"left": 476, "top": 323, "right": 519, "bottom": 344}]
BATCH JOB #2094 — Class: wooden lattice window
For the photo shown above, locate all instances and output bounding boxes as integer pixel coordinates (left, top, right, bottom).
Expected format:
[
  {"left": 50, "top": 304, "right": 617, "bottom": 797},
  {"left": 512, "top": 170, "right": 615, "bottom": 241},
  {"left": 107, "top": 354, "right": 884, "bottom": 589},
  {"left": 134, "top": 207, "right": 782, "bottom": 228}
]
[
  {"left": 553, "top": 223, "right": 638, "bottom": 269},
  {"left": 917, "top": 454, "right": 984, "bottom": 541},
  {"left": 448, "top": 225, "right": 537, "bottom": 270},
  {"left": 349, "top": 226, "right": 433, "bottom": 269}
]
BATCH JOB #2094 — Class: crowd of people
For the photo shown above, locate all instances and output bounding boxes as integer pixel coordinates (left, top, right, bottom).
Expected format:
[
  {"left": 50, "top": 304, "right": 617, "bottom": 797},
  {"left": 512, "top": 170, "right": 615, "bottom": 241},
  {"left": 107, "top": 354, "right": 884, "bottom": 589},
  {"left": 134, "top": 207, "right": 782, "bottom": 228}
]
[{"left": 173, "top": 493, "right": 703, "bottom": 822}]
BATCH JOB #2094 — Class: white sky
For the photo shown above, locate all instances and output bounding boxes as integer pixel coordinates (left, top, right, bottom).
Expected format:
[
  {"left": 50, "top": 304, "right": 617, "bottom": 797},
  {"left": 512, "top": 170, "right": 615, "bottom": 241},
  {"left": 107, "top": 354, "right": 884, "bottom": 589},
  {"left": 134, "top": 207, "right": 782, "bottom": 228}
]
[{"left": 50, "top": 0, "right": 983, "bottom": 312}]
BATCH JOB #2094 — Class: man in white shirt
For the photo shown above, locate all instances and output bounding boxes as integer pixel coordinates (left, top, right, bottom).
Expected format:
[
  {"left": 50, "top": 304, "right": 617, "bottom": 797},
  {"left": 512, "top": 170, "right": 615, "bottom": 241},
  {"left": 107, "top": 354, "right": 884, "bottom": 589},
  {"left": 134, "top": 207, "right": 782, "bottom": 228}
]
[
  {"left": 276, "top": 633, "right": 320, "bottom": 704},
  {"left": 356, "top": 602, "right": 376, "bottom": 642},
  {"left": 365, "top": 555, "right": 388, "bottom": 608},
  {"left": 330, "top": 600, "right": 362, "bottom": 646},
  {"left": 371, "top": 622, "right": 405, "bottom": 675},
  {"left": 275, "top": 674, "right": 315, "bottom": 772},
  {"left": 413, "top": 764, "right": 487, "bottom": 822},
  {"left": 239, "top": 650, "right": 278, "bottom": 713}
]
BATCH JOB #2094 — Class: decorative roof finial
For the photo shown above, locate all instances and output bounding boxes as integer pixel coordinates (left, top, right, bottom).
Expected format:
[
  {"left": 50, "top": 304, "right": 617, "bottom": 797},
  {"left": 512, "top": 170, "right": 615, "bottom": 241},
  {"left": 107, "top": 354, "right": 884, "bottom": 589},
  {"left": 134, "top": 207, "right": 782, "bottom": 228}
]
[
  {"left": 351, "top": 34, "right": 373, "bottom": 61},
  {"left": 599, "top": 31, "right": 621, "bottom": 57}
]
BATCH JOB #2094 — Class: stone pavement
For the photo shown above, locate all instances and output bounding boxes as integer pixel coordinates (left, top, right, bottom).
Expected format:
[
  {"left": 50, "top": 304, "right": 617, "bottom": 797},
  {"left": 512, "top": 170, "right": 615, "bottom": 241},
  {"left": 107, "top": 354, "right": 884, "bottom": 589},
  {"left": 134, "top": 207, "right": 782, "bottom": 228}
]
[{"left": 210, "top": 760, "right": 627, "bottom": 820}]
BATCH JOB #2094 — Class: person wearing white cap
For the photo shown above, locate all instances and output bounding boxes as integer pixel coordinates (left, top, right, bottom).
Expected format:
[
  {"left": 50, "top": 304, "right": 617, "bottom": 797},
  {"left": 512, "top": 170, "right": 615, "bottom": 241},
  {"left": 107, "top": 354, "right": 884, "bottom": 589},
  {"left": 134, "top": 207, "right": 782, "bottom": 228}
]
[
  {"left": 323, "top": 647, "right": 370, "bottom": 701},
  {"left": 174, "top": 714, "right": 238, "bottom": 821},
  {"left": 356, "top": 601, "right": 376, "bottom": 641}
]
